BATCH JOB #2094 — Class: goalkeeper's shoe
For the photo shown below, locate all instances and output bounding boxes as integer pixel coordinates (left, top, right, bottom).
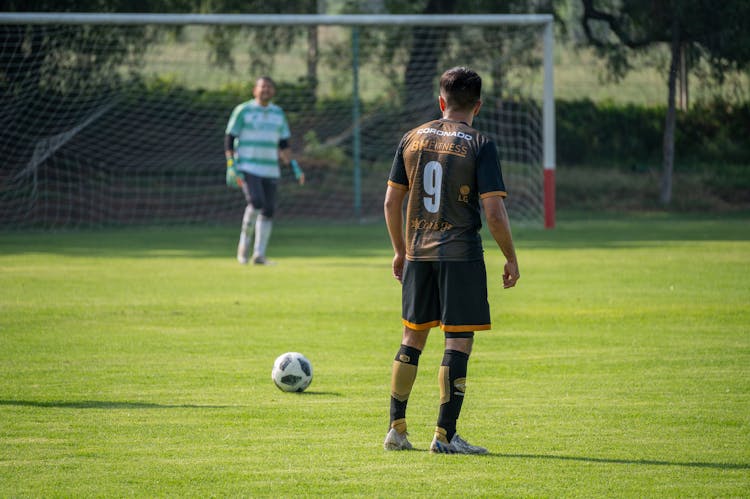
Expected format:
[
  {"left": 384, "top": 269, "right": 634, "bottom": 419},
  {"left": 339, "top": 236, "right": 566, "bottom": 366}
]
[
  {"left": 383, "top": 428, "right": 413, "bottom": 451},
  {"left": 237, "top": 236, "right": 250, "bottom": 265},
  {"left": 251, "top": 254, "right": 276, "bottom": 266},
  {"left": 430, "top": 432, "right": 488, "bottom": 455}
]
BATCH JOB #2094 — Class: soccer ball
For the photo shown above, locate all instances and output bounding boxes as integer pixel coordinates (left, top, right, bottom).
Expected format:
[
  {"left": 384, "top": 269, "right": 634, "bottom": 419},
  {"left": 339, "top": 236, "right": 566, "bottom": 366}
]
[{"left": 272, "top": 352, "right": 313, "bottom": 392}]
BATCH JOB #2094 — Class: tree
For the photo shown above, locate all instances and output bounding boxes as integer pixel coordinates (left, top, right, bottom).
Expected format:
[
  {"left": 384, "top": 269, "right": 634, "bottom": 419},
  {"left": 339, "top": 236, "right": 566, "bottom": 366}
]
[
  {"left": 338, "top": 0, "right": 559, "bottom": 116},
  {"left": 401, "top": 0, "right": 458, "bottom": 112},
  {"left": 580, "top": 0, "right": 750, "bottom": 205},
  {"left": 0, "top": 0, "right": 187, "bottom": 171},
  {"left": 0, "top": 0, "right": 323, "bottom": 166},
  {"left": 0, "top": 0, "right": 177, "bottom": 96},
  {"left": 204, "top": 0, "right": 333, "bottom": 105},
  {"left": 201, "top": 0, "right": 321, "bottom": 97}
]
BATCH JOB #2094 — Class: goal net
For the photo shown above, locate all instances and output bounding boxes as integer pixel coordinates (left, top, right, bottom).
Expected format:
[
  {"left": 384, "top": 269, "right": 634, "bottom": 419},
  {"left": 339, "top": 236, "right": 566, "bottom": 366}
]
[{"left": 0, "top": 14, "right": 553, "bottom": 229}]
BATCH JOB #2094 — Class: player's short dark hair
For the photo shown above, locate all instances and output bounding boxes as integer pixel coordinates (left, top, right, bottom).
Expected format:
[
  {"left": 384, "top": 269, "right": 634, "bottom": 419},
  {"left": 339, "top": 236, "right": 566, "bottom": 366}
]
[
  {"left": 256, "top": 75, "right": 276, "bottom": 88},
  {"left": 439, "top": 67, "right": 481, "bottom": 111}
]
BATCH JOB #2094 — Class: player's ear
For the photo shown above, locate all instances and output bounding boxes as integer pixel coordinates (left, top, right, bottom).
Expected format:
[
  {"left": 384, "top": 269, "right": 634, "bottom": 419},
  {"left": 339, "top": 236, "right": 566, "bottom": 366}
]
[
  {"left": 438, "top": 95, "right": 446, "bottom": 112},
  {"left": 473, "top": 99, "right": 482, "bottom": 116}
]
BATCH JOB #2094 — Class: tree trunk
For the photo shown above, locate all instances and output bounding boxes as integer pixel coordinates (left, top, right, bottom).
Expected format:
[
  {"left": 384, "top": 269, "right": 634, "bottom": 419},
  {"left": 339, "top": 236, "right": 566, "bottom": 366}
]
[
  {"left": 0, "top": 26, "right": 45, "bottom": 170},
  {"left": 307, "top": 25, "right": 318, "bottom": 101},
  {"left": 660, "top": 17, "right": 681, "bottom": 206},
  {"left": 403, "top": 0, "right": 457, "bottom": 115},
  {"left": 678, "top": 42, "right": 688, "bottom": 110},
  {"left": 305, "top": 0, "right": 323, "bottom": 104}
]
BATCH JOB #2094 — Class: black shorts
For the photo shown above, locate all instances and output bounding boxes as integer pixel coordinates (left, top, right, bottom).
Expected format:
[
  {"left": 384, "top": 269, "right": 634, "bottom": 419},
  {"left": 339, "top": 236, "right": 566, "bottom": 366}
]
[
  {"left": 241, "top": 173, "right": 278, "bottom": 218},
  {"left": 401, "top": 259, "right": 491, "bottom": 333}
]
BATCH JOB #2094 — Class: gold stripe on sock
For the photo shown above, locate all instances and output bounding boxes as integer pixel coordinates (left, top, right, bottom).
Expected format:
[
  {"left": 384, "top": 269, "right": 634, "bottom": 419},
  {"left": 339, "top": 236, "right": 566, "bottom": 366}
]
[
  {"left": 391, "top": 418, "right": 407, "bottom": 434},
  {"left": 391, "top": 360, "right": 417, "bottom": 402},
  {"left": 454, "top": 377, "right": 466, "bottom": 395},
  {"left": 434, "top": 426, "right": 448, "bottom": 443},
  {"left": 439, "top": 365, "right": 450, "bottom": 405}
]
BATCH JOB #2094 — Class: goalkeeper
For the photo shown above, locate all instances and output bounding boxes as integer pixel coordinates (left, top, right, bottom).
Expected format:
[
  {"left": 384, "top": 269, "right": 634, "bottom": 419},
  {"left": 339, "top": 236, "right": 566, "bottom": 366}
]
[{"left": 225, "top": 76, "right": 305, "bottom": 265}]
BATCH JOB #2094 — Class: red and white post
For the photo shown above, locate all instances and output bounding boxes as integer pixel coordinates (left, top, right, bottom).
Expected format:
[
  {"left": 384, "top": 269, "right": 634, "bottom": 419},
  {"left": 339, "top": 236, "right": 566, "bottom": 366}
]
[{"left": 543, "top": 20, "right": 556, "bottom": 229}]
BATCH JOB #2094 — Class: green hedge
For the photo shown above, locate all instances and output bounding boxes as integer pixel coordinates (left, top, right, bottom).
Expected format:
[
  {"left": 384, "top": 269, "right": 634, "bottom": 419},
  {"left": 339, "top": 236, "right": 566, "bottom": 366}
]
[
  {"left": 557, "top": 99, "right": 750, "bottom": 166},
  {"left": 131, "top": 78, "right": 750, "bottom": 168}
]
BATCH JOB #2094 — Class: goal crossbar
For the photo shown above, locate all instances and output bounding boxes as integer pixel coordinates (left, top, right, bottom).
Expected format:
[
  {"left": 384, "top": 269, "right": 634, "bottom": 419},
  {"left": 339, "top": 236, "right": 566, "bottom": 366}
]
[{"left": 0, "top": 13, "right": 553, "bottom": 27}]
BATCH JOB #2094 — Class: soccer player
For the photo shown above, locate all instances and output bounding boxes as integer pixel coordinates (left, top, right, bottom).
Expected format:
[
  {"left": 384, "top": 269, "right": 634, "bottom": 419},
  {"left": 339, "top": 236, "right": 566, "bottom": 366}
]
[
  {"left": 225, "top": 76, "right": 305, "bottom": 265},
  {"left": 383, "top": 67, "right": 519, "bottom": 454}
]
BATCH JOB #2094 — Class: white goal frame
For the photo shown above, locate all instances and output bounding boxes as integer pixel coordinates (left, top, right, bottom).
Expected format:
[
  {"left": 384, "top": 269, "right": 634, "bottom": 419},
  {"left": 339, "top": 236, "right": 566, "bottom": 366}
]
[{"left": 0, "top": 12, "right": 556, "bottom": 228}]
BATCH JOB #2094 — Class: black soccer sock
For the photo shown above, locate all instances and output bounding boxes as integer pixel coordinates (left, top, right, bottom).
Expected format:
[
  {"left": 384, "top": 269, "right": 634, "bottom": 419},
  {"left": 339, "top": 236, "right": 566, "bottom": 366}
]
[
  {"left": 436, "top": 349, "right": 469, "bottom": 442},
  {"left": 389, "top": 344, "right": 421, "bottom": 433}
]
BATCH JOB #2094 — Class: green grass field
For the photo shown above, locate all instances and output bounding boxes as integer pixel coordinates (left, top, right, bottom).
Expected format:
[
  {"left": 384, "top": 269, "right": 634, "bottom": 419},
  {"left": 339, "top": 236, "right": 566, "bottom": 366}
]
[{"left": 1, "top": 213, "right": 749, "bottom": 497}]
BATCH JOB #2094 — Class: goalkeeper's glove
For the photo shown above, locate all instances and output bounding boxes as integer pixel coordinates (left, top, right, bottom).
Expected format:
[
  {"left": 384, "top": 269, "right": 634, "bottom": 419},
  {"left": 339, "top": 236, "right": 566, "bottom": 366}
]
[
  {"left": 226, "top": 158, "right": 244, "bottom": 188},
  {"left": 290, "top": 159, "right": 305, "bottom": 185}
]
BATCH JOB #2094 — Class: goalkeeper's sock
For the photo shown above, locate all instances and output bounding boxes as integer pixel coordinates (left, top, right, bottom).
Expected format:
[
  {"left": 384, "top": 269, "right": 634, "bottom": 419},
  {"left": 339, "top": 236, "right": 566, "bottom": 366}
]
[
  {"left": 241, "top": 205, "right": 258, "bottom": 239},
  {"left": 238, "top": 206, "right": 257, "bottom": 263},
  {"left": 436, "top": 349, "right": 469, "bottom": 442},
  {"left": 390, "top": 344, "right": 421, "bottom": 433},
  {"left": 253, "top": 215, "right": 273, "bottom": 259}
]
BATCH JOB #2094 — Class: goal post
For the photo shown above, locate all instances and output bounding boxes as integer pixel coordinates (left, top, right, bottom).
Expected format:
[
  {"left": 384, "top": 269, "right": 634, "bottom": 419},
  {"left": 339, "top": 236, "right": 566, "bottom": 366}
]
[
  {"left": 0, "top": 12, "right": 555, "bottom": 229},
  {"left": 543, "top": 20, "right": 556, "bottom": 229}
]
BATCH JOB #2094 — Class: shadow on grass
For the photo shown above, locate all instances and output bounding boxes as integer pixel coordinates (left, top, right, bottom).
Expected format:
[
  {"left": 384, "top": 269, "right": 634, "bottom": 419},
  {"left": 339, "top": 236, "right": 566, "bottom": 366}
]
[
  {"left": 0, "top": 399, "right": 233, "bottom": 409},
  {"left": 489, "top": 452, "right": 750, "bottom": 470},
  {"left": 403, "top": 446, "right": 749, "bottom": 470}
]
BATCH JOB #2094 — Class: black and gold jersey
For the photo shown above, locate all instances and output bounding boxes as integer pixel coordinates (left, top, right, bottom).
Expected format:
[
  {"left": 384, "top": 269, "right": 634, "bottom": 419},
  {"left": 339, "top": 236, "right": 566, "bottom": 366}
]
[{"left": 388, "top": 118, "right": 507, "bottom": 262}]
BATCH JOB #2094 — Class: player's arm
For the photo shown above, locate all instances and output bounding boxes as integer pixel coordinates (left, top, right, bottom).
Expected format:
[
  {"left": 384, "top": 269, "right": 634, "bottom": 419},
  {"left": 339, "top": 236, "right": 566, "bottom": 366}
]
[
  {"left": 279, "top": 141, "right": 304, "bottom": 185},
  {"left": 477, "top": 140, "right": 518, "bottom": 288},
  {"left": 224, "top": 103, "right": 243, "bottom": 162},
  {"left": 482, "top": 194, "right": 519, "bottom": 288},
  {"left": 224, "top": 133, "right": 236, "bottom": 162},
  {"left": 384, "top": 183, "right": 408, "bottom": 282}
]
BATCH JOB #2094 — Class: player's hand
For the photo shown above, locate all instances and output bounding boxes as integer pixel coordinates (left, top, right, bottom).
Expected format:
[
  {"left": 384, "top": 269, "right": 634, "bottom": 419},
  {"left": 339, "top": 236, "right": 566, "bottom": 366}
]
[
  {"left": 392, "top": 253, "right": 405, "bottom": 283},
  {"left": 291, "top": 159, "right": 304, "bottom": 186},
  {"left": 503, "top": 260, "right": 519, "bottom": 288},
  {"left": 226, "top": 158, "right": 243, "bottom": 188}
]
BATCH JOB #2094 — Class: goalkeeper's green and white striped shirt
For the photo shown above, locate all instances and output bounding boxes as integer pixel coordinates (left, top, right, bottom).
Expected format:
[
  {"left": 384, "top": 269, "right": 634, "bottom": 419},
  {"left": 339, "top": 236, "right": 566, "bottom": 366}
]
[{"left": 225, "top": 99, "right": 291, "bottom": 179}]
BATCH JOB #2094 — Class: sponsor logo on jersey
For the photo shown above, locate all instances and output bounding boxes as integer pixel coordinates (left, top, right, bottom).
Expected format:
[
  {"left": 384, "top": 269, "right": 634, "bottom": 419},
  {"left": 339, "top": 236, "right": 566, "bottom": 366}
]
[
  {"left": 416, "top": 127, "right": 473, "bottom": 141},
  {"left": 410, "top": 139, "right": 469, "bottom": 157},
  {"left": 458, "top": 185, "right": 471, "bottom": 203},
  {"left": 410, "top": 218, "right": 454, "bottom": 232}
]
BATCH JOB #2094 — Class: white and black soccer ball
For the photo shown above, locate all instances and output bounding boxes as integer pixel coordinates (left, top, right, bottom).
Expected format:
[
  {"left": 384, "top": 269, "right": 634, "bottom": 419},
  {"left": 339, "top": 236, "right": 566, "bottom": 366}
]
[{"left": 272, "top": 352, "right": 313, "bottom": 392}]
